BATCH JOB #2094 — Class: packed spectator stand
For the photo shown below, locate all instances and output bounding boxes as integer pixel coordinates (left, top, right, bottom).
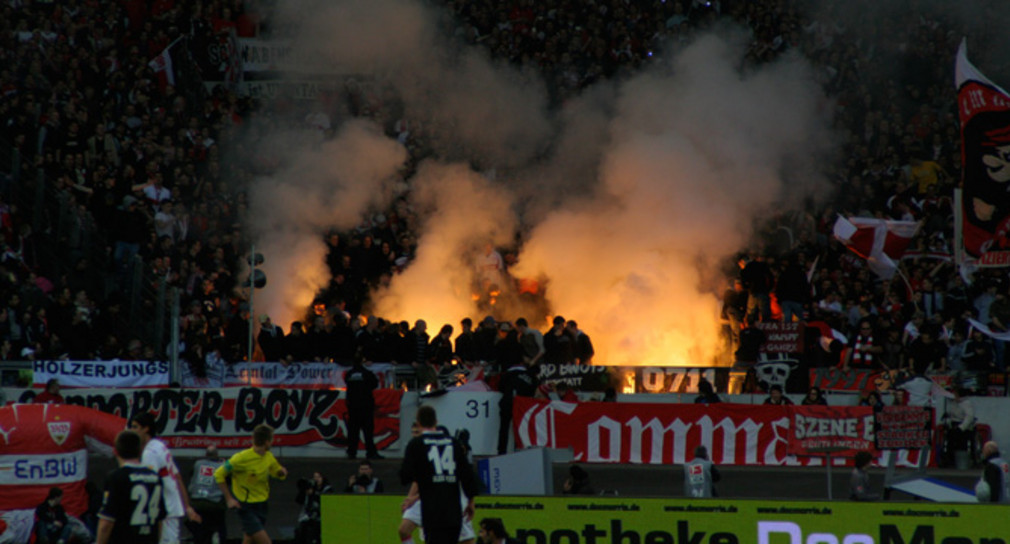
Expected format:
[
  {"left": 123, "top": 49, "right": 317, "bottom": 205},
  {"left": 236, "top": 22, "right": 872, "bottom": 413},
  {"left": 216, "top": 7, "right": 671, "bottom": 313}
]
[{"left": 0, "top": 0, "right": 1006, "bottom": 401}]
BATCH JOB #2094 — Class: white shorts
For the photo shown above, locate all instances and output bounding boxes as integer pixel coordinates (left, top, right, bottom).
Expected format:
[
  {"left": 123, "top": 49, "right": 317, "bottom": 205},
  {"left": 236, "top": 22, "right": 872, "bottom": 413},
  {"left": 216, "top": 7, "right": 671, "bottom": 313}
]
[
  {"left": 401, "top": 491, "right": 474, "bottom": 542},
  {"left": 160, "top": 517, "right": 181, "bottom": 544}
]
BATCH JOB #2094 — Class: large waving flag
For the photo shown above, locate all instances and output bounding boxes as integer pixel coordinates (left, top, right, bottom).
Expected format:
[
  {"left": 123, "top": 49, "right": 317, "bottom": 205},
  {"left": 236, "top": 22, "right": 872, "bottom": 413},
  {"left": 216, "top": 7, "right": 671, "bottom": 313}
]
[
  {"left": 955, "top": 39, "right": 1010, "bottom": 267},
  {"left": 833, "top": 216, "right": 919, "bottom": 279}
]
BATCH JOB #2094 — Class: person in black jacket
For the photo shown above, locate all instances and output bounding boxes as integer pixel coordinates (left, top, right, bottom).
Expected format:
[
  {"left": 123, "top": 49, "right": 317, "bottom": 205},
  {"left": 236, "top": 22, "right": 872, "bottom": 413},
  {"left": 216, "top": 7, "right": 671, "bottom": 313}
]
[
  {"left": 454, "top": 318, "right": 479, "bottom": 363},
  {"left": 34, "top": 487, "right": 74, "bottom": 544},
  {"left": 739, "top": 254, "right": 774, "bottom": 324},
  {"left": 497, "top": 347, "right": 538, "bottom": 455},
  {"left": 345, "top": 356, "right": 382, "bottom": 459},
  {"left": 775, "top": 255, "right": 810, "bottom": 323}
]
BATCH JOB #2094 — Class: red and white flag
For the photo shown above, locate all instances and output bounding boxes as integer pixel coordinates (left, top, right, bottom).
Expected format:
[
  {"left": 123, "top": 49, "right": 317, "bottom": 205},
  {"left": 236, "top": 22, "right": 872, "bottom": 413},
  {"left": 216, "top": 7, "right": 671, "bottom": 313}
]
[
  {"left": 833, "top": 216, "right": 920, "bottom": 279},
  {"left": 148, "top": 38, "right": 181, "bottom": 89}
]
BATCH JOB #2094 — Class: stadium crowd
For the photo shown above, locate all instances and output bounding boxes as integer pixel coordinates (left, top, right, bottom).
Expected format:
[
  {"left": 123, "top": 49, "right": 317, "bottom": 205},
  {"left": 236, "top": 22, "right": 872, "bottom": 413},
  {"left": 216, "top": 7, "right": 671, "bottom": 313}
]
[{"left": 0, "top": 0, "right": 1006, "bottom": 397}]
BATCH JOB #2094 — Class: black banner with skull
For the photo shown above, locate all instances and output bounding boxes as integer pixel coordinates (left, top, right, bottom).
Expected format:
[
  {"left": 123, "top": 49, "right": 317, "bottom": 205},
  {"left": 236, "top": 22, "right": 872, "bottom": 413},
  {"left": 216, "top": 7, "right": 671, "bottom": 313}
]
[{"left": 956, "top": 41, "right": 1010, "bottom": 266}]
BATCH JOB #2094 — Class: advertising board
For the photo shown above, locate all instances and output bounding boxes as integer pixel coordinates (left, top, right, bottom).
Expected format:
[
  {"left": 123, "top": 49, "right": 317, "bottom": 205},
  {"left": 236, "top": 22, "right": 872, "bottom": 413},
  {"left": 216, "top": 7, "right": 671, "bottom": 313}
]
[{"left": 323, "top": 495, "right": 1001, "bottom": 544}]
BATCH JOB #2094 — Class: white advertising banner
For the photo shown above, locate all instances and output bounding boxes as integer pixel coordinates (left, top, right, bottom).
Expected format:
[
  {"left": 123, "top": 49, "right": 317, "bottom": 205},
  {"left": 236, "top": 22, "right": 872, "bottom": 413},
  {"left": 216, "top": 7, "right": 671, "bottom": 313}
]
[
  {"left": 223, "top": 362, "right": 397, "bottom": 389},
  {"left": 32, "top": 360, "right": 170, "bottom": 388}
]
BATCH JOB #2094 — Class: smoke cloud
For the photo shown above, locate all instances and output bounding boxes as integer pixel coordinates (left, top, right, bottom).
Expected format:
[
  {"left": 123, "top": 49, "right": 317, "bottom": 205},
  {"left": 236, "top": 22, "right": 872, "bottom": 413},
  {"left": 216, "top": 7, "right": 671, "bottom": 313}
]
[
  {"left": 513, "top": 34, "right": 834, "bottom": 365},
  {"left": 248, "top": 120, "right": 407, "bottom": 327},
  {"left": 371, "top": 161, "right": 518, "bottom": 330},
  {"left": 245, "top": 2, "right": 837, "bottom": 365}
]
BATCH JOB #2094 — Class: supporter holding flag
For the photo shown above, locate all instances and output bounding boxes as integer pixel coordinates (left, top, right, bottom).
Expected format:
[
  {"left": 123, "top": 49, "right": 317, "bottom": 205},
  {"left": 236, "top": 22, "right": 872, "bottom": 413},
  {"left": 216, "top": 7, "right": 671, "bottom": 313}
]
[{"left": 833, "top": 216, "right": 920, "bottom": 280}]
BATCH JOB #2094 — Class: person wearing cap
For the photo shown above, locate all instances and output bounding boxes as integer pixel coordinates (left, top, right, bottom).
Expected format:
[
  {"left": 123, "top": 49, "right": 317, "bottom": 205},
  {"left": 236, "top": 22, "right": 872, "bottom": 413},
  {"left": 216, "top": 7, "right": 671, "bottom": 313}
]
[{"left": 33, "top": 378, "right": 64, "bottom": 404}]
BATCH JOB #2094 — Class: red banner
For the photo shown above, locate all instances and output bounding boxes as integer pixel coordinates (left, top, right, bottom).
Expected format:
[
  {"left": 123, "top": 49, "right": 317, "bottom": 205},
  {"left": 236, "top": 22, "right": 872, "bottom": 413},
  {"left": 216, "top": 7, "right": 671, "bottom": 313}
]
[
  {"left": 513, "top": 399, "right": 928, "bottom": 467},
  {"left": 788, "top": 405, "right": 874, "bottom": 456},
  {"left": 809, "top": 368, "right": 898, "bottom": 392},
  {"left": 12, "top": 387, "right": 403, "bottom": 453}
]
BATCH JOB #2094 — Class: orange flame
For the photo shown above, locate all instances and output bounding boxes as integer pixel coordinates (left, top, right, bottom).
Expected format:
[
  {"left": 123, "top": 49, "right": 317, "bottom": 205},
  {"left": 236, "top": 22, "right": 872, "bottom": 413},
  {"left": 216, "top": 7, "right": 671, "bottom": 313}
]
[{"left": 622, "top": 371, "right": 636, "bottom": 394}]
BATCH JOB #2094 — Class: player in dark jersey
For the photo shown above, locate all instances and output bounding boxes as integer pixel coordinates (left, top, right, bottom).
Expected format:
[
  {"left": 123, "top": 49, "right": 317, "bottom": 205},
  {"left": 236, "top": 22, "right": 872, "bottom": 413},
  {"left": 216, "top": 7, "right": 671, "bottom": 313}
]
[
  {"left": 400, "top": 405, "right": 478, "bottom": 544},
  {"left": 97, "top": 430, "right": 165, "bottom": 544}
]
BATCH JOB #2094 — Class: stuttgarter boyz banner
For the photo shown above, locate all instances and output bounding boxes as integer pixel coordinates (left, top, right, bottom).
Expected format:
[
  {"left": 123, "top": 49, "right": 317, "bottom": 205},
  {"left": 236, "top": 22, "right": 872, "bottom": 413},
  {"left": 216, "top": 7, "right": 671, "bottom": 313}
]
[
  {"left": 513, "top": 399, "right": 928, "bottom": 467},
  {"left": 956, "top": 39, "right": 1010, "bottom": 267},
  {"left": 11, "top": 387, "right": 402, "bottom": 452},
  {"left": 323, "top": 495, "right": 1008, "bottom": 544}
]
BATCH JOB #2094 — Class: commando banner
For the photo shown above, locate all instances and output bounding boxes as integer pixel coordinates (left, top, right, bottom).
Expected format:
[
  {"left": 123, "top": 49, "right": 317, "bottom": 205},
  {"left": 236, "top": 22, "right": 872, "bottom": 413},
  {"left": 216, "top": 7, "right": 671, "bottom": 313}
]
[
  {"left": 323, "top": 495, "right": 1001, "bottom": 544},
  {"left": 513, "top": 399, "right": 930, "bottom": 467}
]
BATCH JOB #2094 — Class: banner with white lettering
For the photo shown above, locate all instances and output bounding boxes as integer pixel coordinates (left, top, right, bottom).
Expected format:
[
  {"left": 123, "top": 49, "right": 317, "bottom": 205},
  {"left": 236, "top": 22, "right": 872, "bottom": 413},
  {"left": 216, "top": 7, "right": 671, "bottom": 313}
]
[
  {"left": 223, "top": 362, "right": 397, "bottom": 389},
  {"left": 0, "top": 404, "right": 123, "bottom": 517},
  {"left": 537, "top": 364, "right": 612, "bottom": 391},
  {"left": 241, "top": 79, "right": 341, "bottom": 101},
  {"left": 513, "top": 398, "right": 929, "bottom": 467},
  {"left": 756, "top": 322, "right": 805, "bottom": 353},
  {"left": 12, "top": 387, "right": 402, "bottom": 455},
  {"left": 237, "top": 38, "right": 350, "bottom": 74},
  {"left": 875, "top": 406, "right": 933, "bottom": 450},
  {"left": 32, "top": 360, "right": 170, "bottom": 388},
  {"left": 787, "top": 406, "right": 875, "bottom": 456},
  {"left": 629, "top": 367, "right": 721, "bottom": 394}
]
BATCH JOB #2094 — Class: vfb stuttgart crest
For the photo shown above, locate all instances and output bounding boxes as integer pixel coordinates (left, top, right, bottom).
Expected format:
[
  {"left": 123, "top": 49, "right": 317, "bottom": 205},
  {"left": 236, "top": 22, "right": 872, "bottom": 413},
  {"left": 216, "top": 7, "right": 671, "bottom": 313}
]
[{"left": 48, "top": 421, "right": 72, "bottom": 446}]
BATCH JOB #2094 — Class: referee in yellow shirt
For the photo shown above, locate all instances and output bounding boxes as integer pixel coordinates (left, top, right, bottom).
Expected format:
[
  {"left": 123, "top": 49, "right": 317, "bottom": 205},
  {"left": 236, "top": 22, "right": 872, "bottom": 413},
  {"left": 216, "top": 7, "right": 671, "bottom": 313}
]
[{"left": 215, "top": 424, "right": 288, "bottom": 544}]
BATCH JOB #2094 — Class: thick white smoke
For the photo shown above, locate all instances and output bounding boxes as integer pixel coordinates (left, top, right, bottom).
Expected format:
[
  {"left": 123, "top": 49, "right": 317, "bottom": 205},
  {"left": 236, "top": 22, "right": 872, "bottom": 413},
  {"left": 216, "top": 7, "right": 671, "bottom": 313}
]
[
  {"left": 370, "top": 161, "right": 518, "bottom": 330},
  {"left": 248, "top": 121, "right": 407, "bottom": 327},
  {"left": 513, "top": 35, "right": 834, "bottom": 365},
  {"left": 246, "top": 2, "right": 837, "bottom": 365}
]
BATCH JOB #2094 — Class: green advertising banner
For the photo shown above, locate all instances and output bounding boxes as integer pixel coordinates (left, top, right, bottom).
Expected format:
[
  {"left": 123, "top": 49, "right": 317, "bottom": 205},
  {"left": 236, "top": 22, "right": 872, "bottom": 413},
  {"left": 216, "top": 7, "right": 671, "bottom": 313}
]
[{"left": 322, "top": 495, "right": 1006, "bottom": 544}]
